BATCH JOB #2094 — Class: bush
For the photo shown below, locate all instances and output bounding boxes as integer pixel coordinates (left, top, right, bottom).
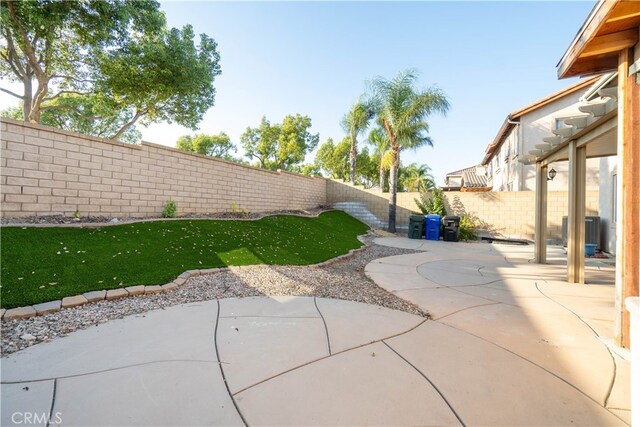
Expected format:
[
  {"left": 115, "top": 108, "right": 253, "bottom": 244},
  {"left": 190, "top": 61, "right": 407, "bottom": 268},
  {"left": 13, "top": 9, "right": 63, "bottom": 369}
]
[
  {"left": 459, "top": 213, "right": 477, "bottom": 241},
  {"left": 162, "top": 200, "right": 177, "bottom": 218},
  {"left": 414, "top": 188, "right": 447, "bottom": 217}
]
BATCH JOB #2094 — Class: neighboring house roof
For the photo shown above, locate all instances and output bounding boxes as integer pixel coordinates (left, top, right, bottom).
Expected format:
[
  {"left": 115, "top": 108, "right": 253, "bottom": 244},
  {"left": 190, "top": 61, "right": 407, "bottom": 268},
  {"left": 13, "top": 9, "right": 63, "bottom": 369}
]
[
  {"left": 445, "top": 165, "right": 489, "bottom": 189},
  {"left": 481, "top": 76, "right": 601, "bottom": 165}
]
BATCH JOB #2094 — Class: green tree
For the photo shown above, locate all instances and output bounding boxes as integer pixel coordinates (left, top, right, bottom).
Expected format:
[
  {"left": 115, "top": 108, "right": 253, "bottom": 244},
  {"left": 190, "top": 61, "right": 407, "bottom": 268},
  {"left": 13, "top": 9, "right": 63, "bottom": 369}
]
[
  {"left": 0, "top": 1, "right": 221, "bottom": 141},
  {"left": 315, "top": 138, "right": 337, "bottom": 178},
  {"left": 293, "top": 163, "right": 322, "bottom": 177},
  {"left": 341, "top": 98, "right": 373, "bottom": 184},
  {"left": 241, "top": 114, "right": 319, "bottom": 171},
  {"left": 176, "top": 133, "right": 237, "bottom": 160},
  {"left": 332, "top": 137, "right": 351, "bottom": 180},
  {"left": 98, "top": 25, "right": 220, "bottom": 140},
  {"left": 399, "top": 163, "right": 435, "bottom": 192},
  {"left": 314, "top": 137, "right": 350, "bottom": 180},
  {"left": 367, "top": 127, "right": 391, "bottom": 191},
  {"left": 240, "top": 117, "right": 279, "bottom": 169},
  {"left": 355, "top": 147, "right": 379, "bottom": 188},
  {"left": 368, "top": 69, "right": 450, "bottom": 232}
]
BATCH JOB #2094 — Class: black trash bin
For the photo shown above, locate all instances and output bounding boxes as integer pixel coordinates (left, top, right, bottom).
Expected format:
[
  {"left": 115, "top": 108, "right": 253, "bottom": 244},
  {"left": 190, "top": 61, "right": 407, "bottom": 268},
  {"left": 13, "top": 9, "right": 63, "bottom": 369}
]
[
  {"left": 443, "top": 215, "right": 460, "bottom": 242},
  {"left": 408, "top": 215, "right": 425, "bottom": 239}
]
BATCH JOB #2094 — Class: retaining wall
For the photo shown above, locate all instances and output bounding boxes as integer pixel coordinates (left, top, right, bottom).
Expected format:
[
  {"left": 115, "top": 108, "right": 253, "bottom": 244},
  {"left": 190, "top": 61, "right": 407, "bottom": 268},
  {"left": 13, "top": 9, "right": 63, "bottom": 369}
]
[{"left": 0, "top": 119, "right": 326, "bottom": 217}]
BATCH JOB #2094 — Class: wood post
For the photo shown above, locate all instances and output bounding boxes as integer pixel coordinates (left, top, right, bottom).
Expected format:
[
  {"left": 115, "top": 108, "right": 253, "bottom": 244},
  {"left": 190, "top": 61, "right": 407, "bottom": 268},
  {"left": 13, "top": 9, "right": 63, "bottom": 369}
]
[
  {"left": 615, "top": 47, "right": 640, "bottom": 349},
  {"left": 567, "top": 140, "right": 586, "bottom": 284},
  {"left": 534, "top": 162, "right": 548, "bottom": 264}
]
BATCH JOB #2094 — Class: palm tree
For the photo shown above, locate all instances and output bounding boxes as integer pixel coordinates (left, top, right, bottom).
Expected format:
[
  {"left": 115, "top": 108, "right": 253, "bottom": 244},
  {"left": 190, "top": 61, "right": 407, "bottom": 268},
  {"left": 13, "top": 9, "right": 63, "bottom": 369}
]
[
  {"left": 367, "top": 127, "right": 391, "bottom": 191},
  {"left": 401, "top": 163, "right": 436, "bottom": 192},
  {"left": 341, "top": 98, "right": 373, "bottom": 184},
  {"left": 368, "top": 70, "right": 449, "bottom": 232}
]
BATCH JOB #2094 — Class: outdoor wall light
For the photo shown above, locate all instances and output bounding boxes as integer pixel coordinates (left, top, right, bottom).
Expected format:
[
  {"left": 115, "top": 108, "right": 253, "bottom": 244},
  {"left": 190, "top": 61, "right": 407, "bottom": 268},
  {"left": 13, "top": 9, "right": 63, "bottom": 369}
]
[{"left": 547, "top": 168, "right": 557, "bottom": 181}]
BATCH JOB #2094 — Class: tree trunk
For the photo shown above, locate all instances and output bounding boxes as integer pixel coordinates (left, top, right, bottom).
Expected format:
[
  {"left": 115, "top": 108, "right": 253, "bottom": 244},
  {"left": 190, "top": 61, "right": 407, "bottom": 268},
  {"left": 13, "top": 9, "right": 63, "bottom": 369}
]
[
  {"left": 349, "top": 135, "right": 357, "bottom": 184},
  {"left": 388, "top": 146, "right": 400, "bottom": 233},
  {"left": 110, "top": 108, "right": 147, "bottom": 140},
  {"left": 7, "top": 0, "right": 47, "bottom": 123},
  {"left": 379, "top": 165, "right": 386, "bottom": 192},
  {"left": 28, "top": 78, "right": 47, "bottom": 123},
  {"left": 22, "top": 75, "right": 32, "bottom": 121}
]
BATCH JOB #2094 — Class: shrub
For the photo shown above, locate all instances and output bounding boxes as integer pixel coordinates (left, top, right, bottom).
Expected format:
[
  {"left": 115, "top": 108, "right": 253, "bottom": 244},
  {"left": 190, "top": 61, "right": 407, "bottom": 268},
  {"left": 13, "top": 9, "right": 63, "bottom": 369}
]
[
  {"left": 459, "top": 213, "right": 477, "bottom": 241},
  {"left": 414, "top": 188, "right": 447, "bottom": 217},
  {"left": 162, "top": 200, "right": 177, "bottom": 218}
]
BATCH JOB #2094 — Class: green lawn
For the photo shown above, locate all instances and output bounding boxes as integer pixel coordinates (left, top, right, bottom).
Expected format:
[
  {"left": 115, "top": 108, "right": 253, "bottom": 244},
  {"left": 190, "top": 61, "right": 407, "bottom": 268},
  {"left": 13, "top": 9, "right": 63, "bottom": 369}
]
[{"left": 0, "top": 211, "right": 368, "bottom": 309}]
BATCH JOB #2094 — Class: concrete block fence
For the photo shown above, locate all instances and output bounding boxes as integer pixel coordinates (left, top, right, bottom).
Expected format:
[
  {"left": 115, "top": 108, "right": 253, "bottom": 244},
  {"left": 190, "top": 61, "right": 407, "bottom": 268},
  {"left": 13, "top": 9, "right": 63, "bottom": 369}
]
[
  {"left": 0, "top": 118, "right": 326, "bottom": 218},
  {"left": 326, "top": 180, "right": 598, "bottom": 241}
]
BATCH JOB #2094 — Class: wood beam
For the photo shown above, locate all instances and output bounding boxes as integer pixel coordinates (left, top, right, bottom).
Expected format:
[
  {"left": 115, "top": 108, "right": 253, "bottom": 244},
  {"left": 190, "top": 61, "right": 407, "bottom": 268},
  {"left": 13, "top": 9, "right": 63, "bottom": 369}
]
[
  {"left": 563, "top": 55, "right": 619, "bottom": 79},
  {"left": 606, "top": 2, "right": 640, "bottom": 23},
  {"left": 567, "top": 140, "right": 586, "bottom": 284},
  {"left": 615, "top": 47, "right": 640, "bottom": 349},
  {"left": 534, "top": 163, "right": 548, "bottom": 264},
  {"left": 558, "top": 0, "right": 619, "bottom": 78},
  {"left": 581, "top": 29, "right": 639, "bottom": 58}
]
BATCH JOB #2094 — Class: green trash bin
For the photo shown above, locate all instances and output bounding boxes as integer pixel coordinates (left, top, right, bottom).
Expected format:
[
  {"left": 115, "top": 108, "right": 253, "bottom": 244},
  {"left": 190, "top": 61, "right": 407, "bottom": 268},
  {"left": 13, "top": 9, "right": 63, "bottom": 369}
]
[{"left": 408, "top": 215, "right": 425, "bottom": 239}]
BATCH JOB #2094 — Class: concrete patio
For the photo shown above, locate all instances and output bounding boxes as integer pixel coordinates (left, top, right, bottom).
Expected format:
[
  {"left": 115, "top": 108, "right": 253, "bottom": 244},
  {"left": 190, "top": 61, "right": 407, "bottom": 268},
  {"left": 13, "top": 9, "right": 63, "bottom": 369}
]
[{"left": 0, "top": 238, "right": 630, "bottom": 426}]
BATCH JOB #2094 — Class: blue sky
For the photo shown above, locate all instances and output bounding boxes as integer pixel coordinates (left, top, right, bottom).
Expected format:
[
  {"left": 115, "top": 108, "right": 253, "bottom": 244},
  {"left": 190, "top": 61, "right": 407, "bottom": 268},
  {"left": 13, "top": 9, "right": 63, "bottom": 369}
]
[{"left": 1, "top": 1, "right": 596, "bottom": 184}]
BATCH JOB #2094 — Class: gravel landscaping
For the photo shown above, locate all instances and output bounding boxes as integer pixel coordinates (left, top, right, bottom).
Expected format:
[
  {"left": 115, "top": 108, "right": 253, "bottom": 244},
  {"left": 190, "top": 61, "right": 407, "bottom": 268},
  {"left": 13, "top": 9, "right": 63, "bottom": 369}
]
[
  {"left": 0, "top": 207, "right": 330, "bottom": 226},
  {"left": 1, "top": 233, "right": 427, "bottom": 356}
]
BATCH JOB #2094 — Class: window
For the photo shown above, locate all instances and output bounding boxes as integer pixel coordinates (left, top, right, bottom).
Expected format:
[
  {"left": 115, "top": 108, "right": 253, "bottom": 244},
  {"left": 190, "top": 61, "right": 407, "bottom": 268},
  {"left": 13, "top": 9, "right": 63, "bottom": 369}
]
[{"left": 554, "top": 116, "right": 574, "bottom": 130}]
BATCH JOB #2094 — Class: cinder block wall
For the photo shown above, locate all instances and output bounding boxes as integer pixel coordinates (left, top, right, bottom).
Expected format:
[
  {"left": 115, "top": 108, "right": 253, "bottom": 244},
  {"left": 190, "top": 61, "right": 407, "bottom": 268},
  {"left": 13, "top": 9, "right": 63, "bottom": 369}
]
[
  {"left": 442, "top": 191, "right": 599, "bottom": 241},
  {"left": 327, "top": 180, "right": 598, "bottom": 240},
  {"left": 0, "top": 119, "right": 326, "bottom": 217},
  {"left": 326, "top": 180, "right": 418, "bottom": 228}
]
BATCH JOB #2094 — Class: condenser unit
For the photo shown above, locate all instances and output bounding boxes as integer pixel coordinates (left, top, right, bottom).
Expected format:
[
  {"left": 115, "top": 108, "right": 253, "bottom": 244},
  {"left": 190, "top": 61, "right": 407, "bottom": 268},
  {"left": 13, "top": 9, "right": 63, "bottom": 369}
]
[{"left": 562, "top": 216, "right": 601, "bottom": 249}]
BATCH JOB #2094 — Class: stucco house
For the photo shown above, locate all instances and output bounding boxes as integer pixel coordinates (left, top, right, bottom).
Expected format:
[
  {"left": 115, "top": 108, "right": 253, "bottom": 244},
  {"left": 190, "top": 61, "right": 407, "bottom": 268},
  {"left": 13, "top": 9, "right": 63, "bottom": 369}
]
[
  {"left": 482, "top": 77, "right": 601, "bottom": 192},
  {"left": 443, "top": 165, "right": 490, "bottom": 192},
  {"left": 521, "top": 72, "right": 620, "bottom": 255}
]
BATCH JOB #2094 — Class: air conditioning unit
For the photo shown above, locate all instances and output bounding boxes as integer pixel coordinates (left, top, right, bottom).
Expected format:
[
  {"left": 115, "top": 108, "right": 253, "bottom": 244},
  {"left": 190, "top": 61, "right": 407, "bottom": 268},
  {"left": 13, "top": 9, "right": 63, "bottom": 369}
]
[{"left": 562, "top": 216, "right": 601, "bottom": 249}]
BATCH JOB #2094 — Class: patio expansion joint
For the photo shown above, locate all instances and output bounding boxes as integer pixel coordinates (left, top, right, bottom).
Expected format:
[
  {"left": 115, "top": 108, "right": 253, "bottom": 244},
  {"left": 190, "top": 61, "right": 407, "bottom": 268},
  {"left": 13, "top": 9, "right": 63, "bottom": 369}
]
[
  {"left": 46, "top": 378, "right": 57, "bottom": 427},
  {"left": 432, "top": 301, "right": 502, "bottom": 321},
  {"left": 414, "top": 263, "right": 505, "bottom": 288},
  {"left": 231, "top": 318, "right": 429, "bottom": 397},
  {"left": 534, "top": 281, "right": 618, "bottom": 410},
  {"left": 214, "top": 300, "right": 248, "bottom": 427},
  {"left": 0, "top": 360, "right": 222, "bottom": 385},
  {"left": 381, "top": 341, "right": 466, "bottom": 427},
  {"left": 435, "top": 321, "right": 628, "bottom": 425},
  {"left": 218, "top": 315, "right": 319, "bottom": 319},
  {"left": 313, "top": 297, "right": 332, "bottom": 356}
]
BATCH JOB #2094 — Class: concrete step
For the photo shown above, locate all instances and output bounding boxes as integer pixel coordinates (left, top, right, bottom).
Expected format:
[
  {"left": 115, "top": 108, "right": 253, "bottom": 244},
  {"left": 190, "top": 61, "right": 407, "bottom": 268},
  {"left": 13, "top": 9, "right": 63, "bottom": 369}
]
[{"left": 332, "top": 202, "right": 386, "bottom": 229}]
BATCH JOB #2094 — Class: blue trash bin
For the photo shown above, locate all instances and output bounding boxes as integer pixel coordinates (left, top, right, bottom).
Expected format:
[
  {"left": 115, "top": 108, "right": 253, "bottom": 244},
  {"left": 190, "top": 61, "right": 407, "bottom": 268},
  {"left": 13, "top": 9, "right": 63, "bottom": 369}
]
[{"left": 425, "top": 214, "right": 441, "bottom": 240}]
